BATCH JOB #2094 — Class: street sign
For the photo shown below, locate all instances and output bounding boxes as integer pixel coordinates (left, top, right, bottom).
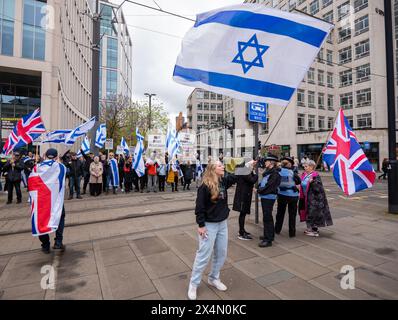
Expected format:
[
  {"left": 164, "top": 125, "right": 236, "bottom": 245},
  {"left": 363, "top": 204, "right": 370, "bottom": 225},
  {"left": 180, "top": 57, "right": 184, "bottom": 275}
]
[
  {"left": 248, "top": 102, "right": 268, "bottom": 123},
  {"left": 105, "top": 138, "right": 113, "bottom": 150}
]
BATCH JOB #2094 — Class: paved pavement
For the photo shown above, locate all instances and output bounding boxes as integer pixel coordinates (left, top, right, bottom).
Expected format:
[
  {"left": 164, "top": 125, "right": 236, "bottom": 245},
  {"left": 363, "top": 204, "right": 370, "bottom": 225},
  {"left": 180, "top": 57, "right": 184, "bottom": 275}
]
[{"left": 0, "top": 176, "right": 398, "bottom": 300}]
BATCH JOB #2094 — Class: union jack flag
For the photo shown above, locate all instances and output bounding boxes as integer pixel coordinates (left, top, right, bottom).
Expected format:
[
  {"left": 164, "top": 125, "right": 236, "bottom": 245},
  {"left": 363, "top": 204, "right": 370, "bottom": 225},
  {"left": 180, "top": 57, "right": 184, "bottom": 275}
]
[
  {"left": 2, "top": 109, "right": 46, "bottom": 155},
  {"left": 323, "top": 108, "right": 376, "bottom": 196}
]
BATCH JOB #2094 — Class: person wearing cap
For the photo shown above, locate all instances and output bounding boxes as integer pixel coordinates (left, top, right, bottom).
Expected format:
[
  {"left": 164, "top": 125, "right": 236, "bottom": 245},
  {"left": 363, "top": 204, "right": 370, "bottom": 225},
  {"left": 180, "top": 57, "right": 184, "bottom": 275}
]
[
  {"left": 257, "top": 154, "right": 281, "bottom": 247},
  {"left": 37, "top": 148, "right": 66, "bottom": 253},
  {"left": 3, "top": 151, "right": 24, "bottom": 204},
  {"left": 275, "top": 157, "right": 301, "bottom": 238}
]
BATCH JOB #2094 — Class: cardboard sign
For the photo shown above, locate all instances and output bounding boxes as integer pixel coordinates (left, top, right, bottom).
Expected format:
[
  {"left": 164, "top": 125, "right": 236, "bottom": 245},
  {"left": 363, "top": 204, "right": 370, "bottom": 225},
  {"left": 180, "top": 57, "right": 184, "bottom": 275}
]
[
  {"left": 105, "top": 139, "right": 113, "bottom": 150},
  {"left": 148, "top": 135, "right": 165, "bottom": 149},
  {"left": 116, "top": 145, "right": 123, "bottom": 155}
]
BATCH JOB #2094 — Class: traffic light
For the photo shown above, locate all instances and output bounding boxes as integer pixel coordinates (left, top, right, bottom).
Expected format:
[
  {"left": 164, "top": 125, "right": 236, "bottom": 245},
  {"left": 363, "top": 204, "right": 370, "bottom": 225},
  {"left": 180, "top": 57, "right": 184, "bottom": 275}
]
[{"left": 258, "top": 141, "right": 262, "bottom": 150}]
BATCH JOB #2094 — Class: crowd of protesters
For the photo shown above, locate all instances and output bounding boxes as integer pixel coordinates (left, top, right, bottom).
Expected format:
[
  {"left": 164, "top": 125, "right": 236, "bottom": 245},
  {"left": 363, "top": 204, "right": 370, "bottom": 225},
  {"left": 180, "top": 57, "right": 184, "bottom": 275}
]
[{"left": 0, "top": 149, "right": 207, "bottom": 204}]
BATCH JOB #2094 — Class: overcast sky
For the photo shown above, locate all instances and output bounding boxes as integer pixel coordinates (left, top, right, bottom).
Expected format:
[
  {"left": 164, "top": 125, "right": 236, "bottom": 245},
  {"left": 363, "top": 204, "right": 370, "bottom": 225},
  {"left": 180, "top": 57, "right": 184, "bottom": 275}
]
[{"left": 111, "top": 0, "right": 243, "bottom": 123}]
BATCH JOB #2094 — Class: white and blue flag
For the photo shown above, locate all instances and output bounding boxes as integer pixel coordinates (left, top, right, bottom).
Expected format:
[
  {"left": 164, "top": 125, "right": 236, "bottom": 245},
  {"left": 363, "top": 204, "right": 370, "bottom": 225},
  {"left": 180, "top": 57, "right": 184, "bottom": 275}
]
[
  {"left": 95, "top": 124, "right": 107, "bottom": 148},
  {"left": 42, "top": 117, "right": 96, "bottom": 145},
  {"left": 108, "top": 158, "right": 120, "bottom": 187},
  {"left": 65, "top": 117, "right": 95, "bottom": 145},
  {"left": 132, "top": 128, "right": 145, "bottom": 177},
  {"left": 77, "top": 136, "right": 90, "bottom": 157},
  {"left": 173, "top": 4, "right": 333, "bottom": 106},
  {"left": 121, "top": 137, "right": 129, "bottom": 155},
  {"left": 165, "top": 126, "right": 181, "bottom": 162}
]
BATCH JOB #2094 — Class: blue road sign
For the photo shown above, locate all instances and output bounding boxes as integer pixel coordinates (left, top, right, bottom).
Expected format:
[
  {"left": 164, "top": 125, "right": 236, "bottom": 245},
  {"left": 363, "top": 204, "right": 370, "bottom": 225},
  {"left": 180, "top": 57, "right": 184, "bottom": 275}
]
[
  {"left": 248, "top": 102, "right": 268, "bottom": 123},
  {"left": 363, "top": 141, "right": 371, "bottom": 150}
]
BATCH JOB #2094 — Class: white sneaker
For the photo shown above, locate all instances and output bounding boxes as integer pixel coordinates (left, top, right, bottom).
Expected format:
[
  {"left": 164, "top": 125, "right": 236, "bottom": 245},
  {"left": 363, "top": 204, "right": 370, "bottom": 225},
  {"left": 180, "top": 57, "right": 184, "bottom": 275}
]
[
  {"left": 208, "top": 278, "right": 227, "bottom": 291},
  {"left": 187, "top": 284, "right": 197, "bottom": 300}
]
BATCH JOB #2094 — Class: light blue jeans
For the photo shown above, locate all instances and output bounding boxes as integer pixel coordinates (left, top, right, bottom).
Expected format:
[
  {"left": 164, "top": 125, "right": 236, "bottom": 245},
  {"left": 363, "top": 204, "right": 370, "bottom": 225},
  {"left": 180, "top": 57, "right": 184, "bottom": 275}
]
[{"left": 190, "top": 219, "right": 228, "bottom": 287}]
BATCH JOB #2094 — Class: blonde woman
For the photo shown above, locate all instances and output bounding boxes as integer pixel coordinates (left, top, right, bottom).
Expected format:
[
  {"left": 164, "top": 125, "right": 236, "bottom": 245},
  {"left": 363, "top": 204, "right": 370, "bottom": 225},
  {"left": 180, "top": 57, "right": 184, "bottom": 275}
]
[{"left": 188, "top": 161, "right": 237, "bottom": 300}]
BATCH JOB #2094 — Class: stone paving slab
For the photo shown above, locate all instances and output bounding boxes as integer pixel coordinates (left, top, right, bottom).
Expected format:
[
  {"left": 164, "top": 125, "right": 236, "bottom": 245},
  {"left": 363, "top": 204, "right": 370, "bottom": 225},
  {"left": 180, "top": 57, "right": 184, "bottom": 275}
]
[
  {"left": 255, "top": 270, "right": 295, "bottom": 288},
  {"left": 55, "top": 274, "right": 102, "bottom": 300},
  {"left": 232, "top": 257, "right": 281, "bottom": 279}
]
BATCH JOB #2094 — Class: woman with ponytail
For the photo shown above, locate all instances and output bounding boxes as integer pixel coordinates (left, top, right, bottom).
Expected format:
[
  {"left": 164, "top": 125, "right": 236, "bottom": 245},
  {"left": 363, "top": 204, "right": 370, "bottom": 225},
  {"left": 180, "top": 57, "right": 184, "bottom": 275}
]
[{"left": 187, "top": 160, "right": 237, "bottom": 300}]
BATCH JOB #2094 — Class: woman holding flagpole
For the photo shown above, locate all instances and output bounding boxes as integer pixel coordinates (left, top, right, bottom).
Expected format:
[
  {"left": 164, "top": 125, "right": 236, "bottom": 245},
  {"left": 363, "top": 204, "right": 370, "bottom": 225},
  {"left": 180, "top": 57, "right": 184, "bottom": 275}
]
[
  {"left": 188, "top": 160, "right": 237, "bottom": 300},
  {"left": 299, "top": 160, "right": 333, "bottom": 237}
]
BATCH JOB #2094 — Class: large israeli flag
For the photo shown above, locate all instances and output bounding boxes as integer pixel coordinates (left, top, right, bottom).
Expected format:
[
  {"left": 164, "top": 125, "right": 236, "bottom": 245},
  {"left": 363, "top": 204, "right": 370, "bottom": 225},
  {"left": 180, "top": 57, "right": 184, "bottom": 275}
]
[
  {"left": 121, "top": 137, "right": 129, "bottom": 155},
  {"left": 173, "top": 4, "right": 333, "bottom": 106},
  {"left": 42, "top": 130, "right": 73, "bottom": 145},
  {"left": 95, "top": 124, "right": 107, "bottom": 148},
  {"left": 132, "top": 128, "right": 145, "bottom": 177},
  {"left": 65, "top": 117, "right": 96, "bottom": 145},
  {"left": 165, "top": 126, "right": 180, "bottom": 161}
]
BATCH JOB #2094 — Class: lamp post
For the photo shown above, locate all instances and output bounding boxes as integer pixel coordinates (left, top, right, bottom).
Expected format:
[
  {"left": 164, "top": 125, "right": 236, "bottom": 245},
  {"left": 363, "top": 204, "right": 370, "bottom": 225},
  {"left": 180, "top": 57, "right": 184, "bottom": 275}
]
[{"left": 144, "top": 93, "right": 156, "bottom": 131}]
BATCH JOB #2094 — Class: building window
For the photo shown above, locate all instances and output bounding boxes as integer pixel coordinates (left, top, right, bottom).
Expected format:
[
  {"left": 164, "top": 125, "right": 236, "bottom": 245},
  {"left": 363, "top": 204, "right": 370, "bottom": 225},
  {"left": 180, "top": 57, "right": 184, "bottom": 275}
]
[
  {"left": 297, "top": 89, "right": 305, "bottom": 106},
  {"left": 318, "top": 70, "right": 325, "bottom": 86},
  {"left": 356, "top": 63, "right": 371, "bottom": 83},
  {"left": 357, "top": 113, "right": 372, "bottom": 128},
  {"left": 210, "top": 92, "right": 216, "bottom": 100},
  {"left": 203, "top": 114, "right": 209, "bottom": 121},
  {"left": 106, "top": 70, "right": 117, "bottom": 98},
  {"left": 338, "top": 23, "right": 351, "bottom": 43},
  {"left": 318, "top": 116, "right": 325, "bottom": 130},
  {"left": 339, "top": 46, "right": 352, "bottom": 64},
  {"left": 340, "top": 92, "right": 353, "bottom": 110},
  {"left": 197, "top": 114, "right": 203, "bottom": 121},
  {"left": 22, "top": 0, "right": 46, "bottom": 60},
  {"left": 107, "top": 38, "right": 118, "bottom": 68},
  {"left": 337, "top": 1, "right": 351, "bottom": 21},
  {"left": 317, "top": 48, "right": 324, "bottom": 63},
  {"left": 323, "top": 10, "right": 333, "bottom": 23},
  {"left": 355, "top": 39, "right": 370, "bottom": 59},
  {"left": 318, "top": 93, "right": 325, "bottom": 109},
  {"left": 327, "top": 30, "right": 333, "bottom": 44},
  {"left": 210, "top": 103, "right": 217, "bottom": 111},
  {"left": 100, "top": 4, "right": 117, "bottom": 37},
  {"left": 354, "top": 0, "right": 368, "bottom": 13},
  {"left": 203, "top": 103, "right": 209, "bottom": 110},
  {"left": 203, "top": 91, "right": 209, "bottom": 99},
  {"left": 308, "top": 91, "right": 315, "bottom": 108},
  {"left": 195, "top": 90, "right": 204, "bottom": 99},
  {"left": 355, "top": 15, "right": 369, "bottom": 36},
  {"left": 210, "top": 114, "right": 216, "bottom": 121},
  {"left": 326, "top": 50, "right": 333, "bottom": 65},
  {"left": 308, "top": 115, "right": 316, "bottom": 131},
  {"left": 328, "top": 117, "right": 334, "bottom": 129},
  {"left": 298, "top": 113, "right": 306, "bottom": 131},
  {"left": 217, "top": 103, "right": 223, "bottom": 111},
  {"left": 216, "top": 94, "right": 223, "bottom": 100},
  {"left": 217, "top": 114, "right": 222, "bottom": 121},
  {"left": 327, "top": 94, "right": 334, "bottom": 111},
  {"left": 356, "top": 88, "right": 371, "bottom": 107},
  {"left": 197, "top": 103, "right": 203, "bottom": 110},
  {"left": 0, "top": 0, "right": 14, "bottom": 56},
  {"left": 307, "top": 68, "right": 315, "bottom": 84},
  {"left": 322, "top": 0, "right": 333, "bottom": 9},
  {"left": 327, "top": 72, "right": 334, "bottom": 88},
  {"left": 340, "top": 70, "right": 353, "bottom": 87},
  {"left": 310, "top": 0, "right": 319, "bottom": 15}
]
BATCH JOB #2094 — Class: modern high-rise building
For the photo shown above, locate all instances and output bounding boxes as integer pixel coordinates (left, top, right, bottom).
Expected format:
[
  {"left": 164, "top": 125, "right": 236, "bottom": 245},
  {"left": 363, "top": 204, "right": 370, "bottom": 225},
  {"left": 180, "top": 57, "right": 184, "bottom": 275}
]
[
  {"left": 99, "top": 0, "right": 132, "bottom": 109},
  {"left": 0, "top": 0, "right": 132, "bottom": 150},
  {"left": 240, "top": 0, "right": 394, "bottom": 170}
]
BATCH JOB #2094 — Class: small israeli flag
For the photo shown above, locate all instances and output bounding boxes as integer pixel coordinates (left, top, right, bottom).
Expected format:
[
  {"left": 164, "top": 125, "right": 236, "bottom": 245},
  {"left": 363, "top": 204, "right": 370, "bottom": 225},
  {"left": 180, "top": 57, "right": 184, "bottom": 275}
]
[
  {"left": 95, "top": 124, "right": 106, "bottom": 148},
  {"left": 65, "top": 117, "right": 96, "bottom": 145},
  {"left": 42, "top": 130, "right": 72, "bottom": 144},
  {"left": 78, "top": 136, "right": 90, "bottom": 156},
  {"left": 121, "top": 137, "right": 129, "bottom": 155},
  {"left": 132, "top": 128, "right": 145, "bottom": 177},
  {"left": 173, "top": 4, "right": 333, "bottom": 106},
  {"left": 166, "top": 126, "right": 181, "bottom": 162}
]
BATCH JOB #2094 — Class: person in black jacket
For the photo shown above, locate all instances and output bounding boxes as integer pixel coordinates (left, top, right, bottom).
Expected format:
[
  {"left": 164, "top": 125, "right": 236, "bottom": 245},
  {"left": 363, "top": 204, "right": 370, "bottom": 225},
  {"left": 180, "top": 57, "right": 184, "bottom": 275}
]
[
  {"left": 82, "top": 152, "right": 94, "bottom": 194},
  {"left": 188, "top": 160, "right": 237, "bottom": 300},
  {"left": 63, "top": 151, "right": 84, "bottom": 199},
  {"left": 117, "top": 154, "right": 125, "bottom": 190},
  {"left": 183, "top": 161, "right": 194, "bottom": 190},
  {"left": 257, "top": 155, "right": 281, "bottom": 248},
  {"left": 3, "top": 151, "right": 24, "bottom": 204},
  {"left": 233, "top": 160, "right": 258, "bottom": 240}
]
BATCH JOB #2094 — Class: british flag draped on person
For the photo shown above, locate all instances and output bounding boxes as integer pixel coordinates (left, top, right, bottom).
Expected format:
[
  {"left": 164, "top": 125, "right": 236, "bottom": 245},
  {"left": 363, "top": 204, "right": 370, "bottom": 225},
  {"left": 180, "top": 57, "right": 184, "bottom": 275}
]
[
  {"left": 28, "top": 148, "right": 67, "bottom": 254},
  {"left": 322, "top": 108, "right": 376, "bottom": 196}
]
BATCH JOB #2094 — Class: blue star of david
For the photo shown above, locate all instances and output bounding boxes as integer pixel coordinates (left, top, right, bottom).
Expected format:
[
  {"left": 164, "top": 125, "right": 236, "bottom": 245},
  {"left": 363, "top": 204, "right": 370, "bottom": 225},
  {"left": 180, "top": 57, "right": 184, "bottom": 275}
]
[{"left": 232, "top": 34, "right": 269, "bottom": 74}]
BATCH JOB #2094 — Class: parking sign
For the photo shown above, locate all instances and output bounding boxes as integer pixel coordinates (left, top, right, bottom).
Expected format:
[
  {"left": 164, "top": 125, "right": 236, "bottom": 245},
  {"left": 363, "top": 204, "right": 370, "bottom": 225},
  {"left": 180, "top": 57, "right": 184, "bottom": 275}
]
[{"left": 248, "top": 103, "right": 268, "bottom": 123}]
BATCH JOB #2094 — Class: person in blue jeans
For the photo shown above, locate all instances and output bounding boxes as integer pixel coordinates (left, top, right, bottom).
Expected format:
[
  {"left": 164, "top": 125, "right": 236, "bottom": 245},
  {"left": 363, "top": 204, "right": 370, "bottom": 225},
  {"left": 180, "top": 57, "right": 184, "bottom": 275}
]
[
  {"left": 188, "top": 160, "right": 237, "bottom": 300},
  {"left": 257, "top": 155, "right": 281, "bottom": 248}
]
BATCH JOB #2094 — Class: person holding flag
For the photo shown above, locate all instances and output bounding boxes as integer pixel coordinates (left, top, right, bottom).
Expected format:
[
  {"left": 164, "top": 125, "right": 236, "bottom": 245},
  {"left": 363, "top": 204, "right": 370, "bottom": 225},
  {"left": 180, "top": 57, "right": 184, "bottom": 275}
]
[
  {"left": 108, "top": 152, "right": 119, "bottom": 194},
  {"left": 62, "top": 151, "right": 84, "bottom": 200},
  {"left": 132, "top": 128, "right": 145, "bottom": 192},
  {"left": 28, "top": 148, "right": 67, "bottom": 253},
  {"left": 95, "top": 124, "right": 107, "bottom": 149}
]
